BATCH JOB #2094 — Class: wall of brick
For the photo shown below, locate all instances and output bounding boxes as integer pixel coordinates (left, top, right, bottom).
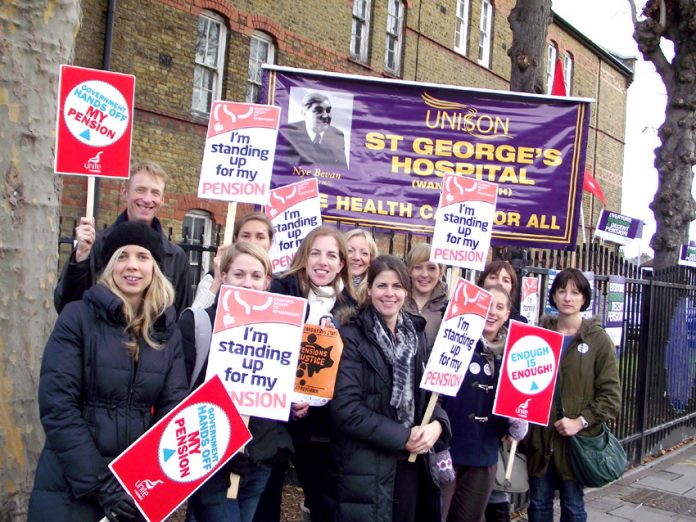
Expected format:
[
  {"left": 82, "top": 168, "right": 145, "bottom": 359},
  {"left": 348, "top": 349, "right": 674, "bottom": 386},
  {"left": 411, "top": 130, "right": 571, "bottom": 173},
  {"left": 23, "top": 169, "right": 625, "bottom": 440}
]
[{"left": 64, "top": 0, "right": 632, "bottom": 252}]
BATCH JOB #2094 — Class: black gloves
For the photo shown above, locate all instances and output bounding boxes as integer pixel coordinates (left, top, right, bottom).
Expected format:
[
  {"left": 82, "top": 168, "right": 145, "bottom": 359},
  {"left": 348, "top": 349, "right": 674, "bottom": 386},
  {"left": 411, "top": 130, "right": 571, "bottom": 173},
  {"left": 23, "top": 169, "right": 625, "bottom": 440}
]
[
  {"left": 228, "top": 451, "right": 251, "bottom": 476},
  {"left": 96, "top": 473, "right": 137, "bottom": 521}
]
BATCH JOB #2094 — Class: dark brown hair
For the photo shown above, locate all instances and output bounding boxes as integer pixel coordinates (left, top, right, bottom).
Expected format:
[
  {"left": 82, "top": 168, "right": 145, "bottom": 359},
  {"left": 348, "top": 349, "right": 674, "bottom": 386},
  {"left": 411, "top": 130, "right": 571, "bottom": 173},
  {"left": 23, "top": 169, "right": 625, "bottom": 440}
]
[
  {"left": 477, "top": 260, "right": 519, "bottom": 300},
  {"left": 367, "top": 255, "right": 412, "bottom": 294},
  {"left": 548, "top": 268, "right": 592, "bottom": 312}
]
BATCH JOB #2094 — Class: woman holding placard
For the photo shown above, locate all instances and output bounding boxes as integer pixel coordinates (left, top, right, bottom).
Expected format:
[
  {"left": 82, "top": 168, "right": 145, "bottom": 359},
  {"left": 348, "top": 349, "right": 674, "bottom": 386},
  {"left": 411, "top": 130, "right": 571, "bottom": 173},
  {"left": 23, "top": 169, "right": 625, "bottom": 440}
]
[
  {"left": 404, "top": 243, "right": 448, "bottom": 349},
  {"left": 524, "top": 268, "right": 620, "bottom": 522},
  {"left": 191, "top": 212, "right": 274, "bottom": 309},
  {"left": 179, "top": 242, "right": 293, "bottom": 522},
  {"left": 270, "top": 226, "right": 357, "bottom": 522},
  {"left": 29, "top": 221, "right": 188, "bottom": 522},
  {"left": 327, "top": 255, "right": 451, "bottom": 522},
  {"left": 441, "top": 285, "right": 528, "bottom": 522}
]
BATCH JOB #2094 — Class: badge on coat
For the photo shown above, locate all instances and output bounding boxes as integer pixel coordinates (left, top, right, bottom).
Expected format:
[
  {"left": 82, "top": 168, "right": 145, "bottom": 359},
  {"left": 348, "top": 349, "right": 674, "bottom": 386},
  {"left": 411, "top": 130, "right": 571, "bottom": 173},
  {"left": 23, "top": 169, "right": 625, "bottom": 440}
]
[
  {"left": 577, "top": 343, "right": 589, "bottom": 354},
  {"left": 483, "top": 363, "right": 492, "bottom": 376},
  {"left": 469, "top": 362, "right": 481, "bottom": 375}
]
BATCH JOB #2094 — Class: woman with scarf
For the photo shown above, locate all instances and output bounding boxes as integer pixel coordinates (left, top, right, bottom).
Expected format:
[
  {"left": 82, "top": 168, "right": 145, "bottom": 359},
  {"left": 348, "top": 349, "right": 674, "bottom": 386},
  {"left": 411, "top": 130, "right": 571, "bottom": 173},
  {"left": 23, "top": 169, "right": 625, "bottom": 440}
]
[
  {"left": 442, "top": 286, "right": 528, "bottom": 522},
  {"left": 269, "top": 226, "right": 357, "bottom": 522},
  {"left": 327, "top": 255, "right": 451, "bottom": 522},
  {"left": 29, "top": 221, "right": 188, "bottom": 521}
]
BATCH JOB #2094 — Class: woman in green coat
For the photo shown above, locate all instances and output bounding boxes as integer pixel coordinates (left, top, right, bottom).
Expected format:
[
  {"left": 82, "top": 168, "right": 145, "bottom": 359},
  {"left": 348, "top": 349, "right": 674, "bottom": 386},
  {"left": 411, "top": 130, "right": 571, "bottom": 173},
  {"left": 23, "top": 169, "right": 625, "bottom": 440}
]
[{"left": 524, "top": 268, "right": 621, "bottom": 522}]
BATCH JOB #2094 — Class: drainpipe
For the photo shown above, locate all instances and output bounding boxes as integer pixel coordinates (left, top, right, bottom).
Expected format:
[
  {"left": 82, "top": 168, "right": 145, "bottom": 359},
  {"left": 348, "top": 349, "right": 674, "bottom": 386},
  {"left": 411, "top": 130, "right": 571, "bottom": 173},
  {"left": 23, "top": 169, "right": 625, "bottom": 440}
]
[{"left": 93, "top": 0, "right": 117, "bottom": 223}]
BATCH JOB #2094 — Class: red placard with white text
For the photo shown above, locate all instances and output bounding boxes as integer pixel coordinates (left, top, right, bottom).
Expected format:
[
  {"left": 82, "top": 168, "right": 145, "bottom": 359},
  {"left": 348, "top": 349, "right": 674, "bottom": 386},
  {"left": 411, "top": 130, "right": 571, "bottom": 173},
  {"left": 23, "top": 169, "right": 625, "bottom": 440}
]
[
  {"left": 492, "top": 321, "right": 564, "bottom": 426},
  {"left": 55, "top": 65, "right": 135, "bottom": 178},
  {"left": 205, "top": 286, "right": 307, "bottom": 421},
  {"left": 420, "top": 279, "right": 492, "bottom": 396},
  {"left": 265, "top": 179, "right": 322, "bottom": 273},
  {"left": 109, "top": 376, "right": 251, "bottom": 522}
]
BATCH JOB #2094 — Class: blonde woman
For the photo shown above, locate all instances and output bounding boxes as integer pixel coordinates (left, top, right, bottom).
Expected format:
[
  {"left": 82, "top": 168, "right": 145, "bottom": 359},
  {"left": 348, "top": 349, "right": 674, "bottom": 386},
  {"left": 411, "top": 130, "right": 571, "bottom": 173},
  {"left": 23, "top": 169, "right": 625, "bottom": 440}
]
[
  {"left": 344, "top": 228, "right": 379, "bottom": 303},
  {"left": 29, "top": 221, "right": 188, "bottom": 522},
  {"left": 404, "top": 243, "right": 448, "bottom": 348}
]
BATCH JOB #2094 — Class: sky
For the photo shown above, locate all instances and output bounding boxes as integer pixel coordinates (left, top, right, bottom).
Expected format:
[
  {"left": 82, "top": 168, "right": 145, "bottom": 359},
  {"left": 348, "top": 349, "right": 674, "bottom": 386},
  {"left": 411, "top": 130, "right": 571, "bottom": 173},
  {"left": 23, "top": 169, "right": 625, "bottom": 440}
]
[{"left": 551, "top": 0, "right": 677, "bottom": 259}]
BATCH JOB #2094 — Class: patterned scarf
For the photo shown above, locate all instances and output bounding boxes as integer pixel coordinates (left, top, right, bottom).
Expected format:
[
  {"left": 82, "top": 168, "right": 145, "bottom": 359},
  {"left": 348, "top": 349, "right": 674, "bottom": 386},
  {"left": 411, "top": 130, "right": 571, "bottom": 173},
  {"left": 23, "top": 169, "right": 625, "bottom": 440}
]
[{"left": 371, "top": 307, "right": 418, "bottom": 427}]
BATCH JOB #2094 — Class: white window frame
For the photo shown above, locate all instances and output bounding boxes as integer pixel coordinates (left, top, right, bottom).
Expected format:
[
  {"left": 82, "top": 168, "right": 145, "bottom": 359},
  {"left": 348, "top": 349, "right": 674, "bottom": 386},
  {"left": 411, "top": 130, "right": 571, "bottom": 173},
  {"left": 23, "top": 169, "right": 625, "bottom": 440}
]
[
  {"left": 246, "top": 31, "right": 275, "bottom": 103},
  {"left": 384, "top": 0, "right": 404, "bottom": 75},
  {"left": 351, "top": 0, "right": 372, "bottom": 62},
  {"left": 564, "top": 52, "right": 574, "bottom": 95},
  {"left": 546, "top": 42, "right": 558, "bottom": 94},
  {"left": 454, "top": 0, "right": 470, "bottom": 55},
  {"left": 183, "top": 210, "right": 213, "bottom": 286},
  {"left": 477, "top": 0, "right": 493, "bottom": 67},
  {"left": 191, "top": 11, "right": 226, "bottom": 115}
]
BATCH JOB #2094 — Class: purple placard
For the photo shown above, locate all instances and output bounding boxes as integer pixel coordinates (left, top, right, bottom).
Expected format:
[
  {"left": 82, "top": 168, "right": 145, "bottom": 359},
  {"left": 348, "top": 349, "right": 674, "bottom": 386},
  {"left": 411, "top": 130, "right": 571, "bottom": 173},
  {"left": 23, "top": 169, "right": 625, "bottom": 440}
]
[
  {"left": 262, "top": 66, "right": 591, "bottom": 249},
  {"left": 594, "top": 209, "right": 643, "bottom": 245}
]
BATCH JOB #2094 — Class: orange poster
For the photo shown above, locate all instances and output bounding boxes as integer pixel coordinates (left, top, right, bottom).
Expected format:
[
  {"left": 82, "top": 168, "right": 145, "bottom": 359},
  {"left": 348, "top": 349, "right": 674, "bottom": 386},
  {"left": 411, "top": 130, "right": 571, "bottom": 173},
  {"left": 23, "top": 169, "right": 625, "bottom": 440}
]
[{"left": 294, "top": 325, "right": 344, "bottom": 406}]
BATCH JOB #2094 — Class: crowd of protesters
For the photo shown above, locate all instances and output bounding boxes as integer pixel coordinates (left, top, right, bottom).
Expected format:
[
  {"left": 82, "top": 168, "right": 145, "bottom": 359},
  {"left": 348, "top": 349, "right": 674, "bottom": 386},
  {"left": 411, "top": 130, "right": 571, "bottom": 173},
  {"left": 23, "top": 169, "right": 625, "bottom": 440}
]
[{"left": 29, "top": 160, "right": 620, "bottom": 522}]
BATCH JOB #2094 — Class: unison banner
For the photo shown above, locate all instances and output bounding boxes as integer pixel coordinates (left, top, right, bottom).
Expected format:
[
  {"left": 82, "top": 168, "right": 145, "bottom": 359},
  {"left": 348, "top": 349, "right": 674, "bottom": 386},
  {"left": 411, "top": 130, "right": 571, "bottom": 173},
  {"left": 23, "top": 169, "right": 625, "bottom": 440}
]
[{"left": 263, "top": 66, "right": 591, "bottom": 249}]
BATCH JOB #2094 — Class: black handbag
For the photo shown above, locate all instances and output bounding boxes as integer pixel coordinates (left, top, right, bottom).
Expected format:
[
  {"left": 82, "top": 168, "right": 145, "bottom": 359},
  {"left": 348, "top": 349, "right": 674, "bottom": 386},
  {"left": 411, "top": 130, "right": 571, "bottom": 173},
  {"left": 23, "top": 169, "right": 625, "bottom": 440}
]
[{"left": 567, "top": 422, "right": 627, "bottom": 488}]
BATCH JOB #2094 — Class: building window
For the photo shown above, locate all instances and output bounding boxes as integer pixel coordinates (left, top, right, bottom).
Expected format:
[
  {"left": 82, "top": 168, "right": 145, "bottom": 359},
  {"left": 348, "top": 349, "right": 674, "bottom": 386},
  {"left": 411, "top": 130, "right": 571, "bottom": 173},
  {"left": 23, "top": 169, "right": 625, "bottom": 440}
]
[
  {"left": 247, "top": 31, "right": 275, "bottom": 103},
  {"left": 454, "top": 0, "right": 470, "bottom": 55},
  {"left": 192, "top": 11, "right": 226, "bottom": 115},
  {"left": 477, "top": 0, "right": 493, "bottom": 67},
  {"left": 183, "top": 210, "right": 213, "bottom": 287},
  {"left": 351, "top": 0, "right": 371, "bottom": 62},
  {"left": 564, "top": 52, "right": 574, "bottom": 95},
  {"left": 385, "top": 0, "right": 403, "bottom": 75},
  {"left": 546, "top": 42, "right": 558, "bottom": 94}
]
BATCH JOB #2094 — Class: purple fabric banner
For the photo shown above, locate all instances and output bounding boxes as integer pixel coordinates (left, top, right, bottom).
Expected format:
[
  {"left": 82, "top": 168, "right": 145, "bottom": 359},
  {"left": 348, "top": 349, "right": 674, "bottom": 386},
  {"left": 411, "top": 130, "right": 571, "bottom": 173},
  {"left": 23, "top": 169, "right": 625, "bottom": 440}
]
[{"left": 263, "top": 66, "right": 590, "bottom": 248}]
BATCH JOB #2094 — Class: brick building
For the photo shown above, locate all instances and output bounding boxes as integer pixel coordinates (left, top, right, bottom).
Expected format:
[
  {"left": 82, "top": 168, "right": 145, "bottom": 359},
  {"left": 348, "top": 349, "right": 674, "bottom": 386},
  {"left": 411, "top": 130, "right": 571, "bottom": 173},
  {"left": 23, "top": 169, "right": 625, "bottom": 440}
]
[{"left": 63, "top": 0, "right": 633, "bottom": 261}]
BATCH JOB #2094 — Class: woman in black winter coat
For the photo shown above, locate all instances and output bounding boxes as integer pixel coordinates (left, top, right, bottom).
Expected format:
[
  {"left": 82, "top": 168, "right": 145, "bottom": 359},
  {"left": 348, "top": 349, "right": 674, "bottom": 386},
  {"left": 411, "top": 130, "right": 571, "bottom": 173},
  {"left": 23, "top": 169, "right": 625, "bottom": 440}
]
[
  {"left": 28, "top": 221, "right": 188, "bottom": 522},
  {"left": 327, "top": 255, "right": 451, "bottom": 522}
]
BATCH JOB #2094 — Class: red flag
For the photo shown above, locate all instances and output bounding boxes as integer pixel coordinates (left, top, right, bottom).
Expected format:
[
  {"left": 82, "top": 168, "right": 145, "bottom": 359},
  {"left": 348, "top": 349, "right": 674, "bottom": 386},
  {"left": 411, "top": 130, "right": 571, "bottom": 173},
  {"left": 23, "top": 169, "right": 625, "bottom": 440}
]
[
  {"left": 583, "top": 170, "right": 607, "bottom": 206},
  {"left": 551, "top": 58, "right": 566, "bottom": 96}
]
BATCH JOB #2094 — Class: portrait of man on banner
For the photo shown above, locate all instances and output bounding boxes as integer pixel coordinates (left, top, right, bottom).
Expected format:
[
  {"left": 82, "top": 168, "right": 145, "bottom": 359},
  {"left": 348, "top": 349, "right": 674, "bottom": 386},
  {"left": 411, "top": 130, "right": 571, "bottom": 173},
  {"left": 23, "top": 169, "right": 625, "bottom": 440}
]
[{"left": 280, "top": 88, "right": 353, "bottom": 168}]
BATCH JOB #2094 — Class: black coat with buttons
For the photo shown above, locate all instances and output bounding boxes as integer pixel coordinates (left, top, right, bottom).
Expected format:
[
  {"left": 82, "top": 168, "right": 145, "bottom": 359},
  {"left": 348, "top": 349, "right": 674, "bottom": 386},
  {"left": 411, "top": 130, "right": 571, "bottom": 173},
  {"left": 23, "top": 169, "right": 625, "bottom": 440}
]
[
  {"left": 443, "top": 339, "right": 509, "bottom": 468},
  {"left": 28, "top": 284, "right": 188, "bottom": 521}
]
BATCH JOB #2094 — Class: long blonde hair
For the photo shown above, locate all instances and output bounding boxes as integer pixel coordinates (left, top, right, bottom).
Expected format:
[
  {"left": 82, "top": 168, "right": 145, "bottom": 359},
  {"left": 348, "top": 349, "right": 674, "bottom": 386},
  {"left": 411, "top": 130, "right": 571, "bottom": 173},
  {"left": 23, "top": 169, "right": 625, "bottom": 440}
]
[{"left": 98, "top": 245, "right": 175, "bottom": 359}]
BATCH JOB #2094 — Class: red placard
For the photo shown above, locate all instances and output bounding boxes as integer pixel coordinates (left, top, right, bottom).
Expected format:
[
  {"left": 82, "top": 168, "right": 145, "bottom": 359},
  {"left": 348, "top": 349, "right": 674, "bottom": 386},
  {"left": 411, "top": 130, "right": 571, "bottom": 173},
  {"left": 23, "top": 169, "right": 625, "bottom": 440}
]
[
  {"left": 492, "top": 320, "right": 564, "bottom": 426},
  {"left": 109, "top": 376, "right": 251, "bottom": 522},
  {"left": 55, "top": 65, "right": 135, "bottom": 178}
]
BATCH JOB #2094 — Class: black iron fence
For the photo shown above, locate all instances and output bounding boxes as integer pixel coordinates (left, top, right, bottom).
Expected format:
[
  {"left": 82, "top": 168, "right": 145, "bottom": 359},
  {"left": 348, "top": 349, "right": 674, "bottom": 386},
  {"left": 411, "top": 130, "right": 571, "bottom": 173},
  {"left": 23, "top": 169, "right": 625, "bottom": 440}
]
[{"left": 58, "top": 221, "right": 696, "bottom": 469}]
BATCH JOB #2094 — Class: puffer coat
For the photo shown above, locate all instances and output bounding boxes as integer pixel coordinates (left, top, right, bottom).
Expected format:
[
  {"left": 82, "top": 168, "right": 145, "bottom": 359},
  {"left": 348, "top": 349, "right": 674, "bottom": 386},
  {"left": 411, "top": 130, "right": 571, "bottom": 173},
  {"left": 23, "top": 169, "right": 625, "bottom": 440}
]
[
  {"left": 326, "top": 306, "right": 451, "bottom": 522},
  {"left": 521, "top": 316, "right": 621, "bottom": 480},
  {"left": 28, "top": 284, "right": 188, "bottom": 521}
]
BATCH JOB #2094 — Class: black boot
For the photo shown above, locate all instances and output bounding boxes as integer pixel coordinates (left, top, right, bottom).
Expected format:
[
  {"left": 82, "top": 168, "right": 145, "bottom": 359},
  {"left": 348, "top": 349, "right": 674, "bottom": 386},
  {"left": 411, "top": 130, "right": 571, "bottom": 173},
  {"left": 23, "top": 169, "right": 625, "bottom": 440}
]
[{"left": 485, "top": 501, "right": 511, "bottom": 522}]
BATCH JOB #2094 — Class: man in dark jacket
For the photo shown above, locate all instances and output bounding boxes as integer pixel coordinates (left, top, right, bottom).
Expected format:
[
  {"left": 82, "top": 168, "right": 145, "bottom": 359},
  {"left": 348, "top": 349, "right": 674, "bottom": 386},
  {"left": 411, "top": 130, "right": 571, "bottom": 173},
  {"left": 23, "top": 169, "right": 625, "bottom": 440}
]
[{"left": 54, "top": 160, "right": 191, "bottom": 314}]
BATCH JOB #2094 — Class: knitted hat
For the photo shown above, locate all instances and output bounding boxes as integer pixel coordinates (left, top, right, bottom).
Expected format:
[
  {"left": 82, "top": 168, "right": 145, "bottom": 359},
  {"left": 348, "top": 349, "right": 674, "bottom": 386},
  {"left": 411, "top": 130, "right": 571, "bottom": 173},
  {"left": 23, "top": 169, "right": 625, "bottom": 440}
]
[{"left": 101, "top": 221, "right": 165, "bottom": 268}]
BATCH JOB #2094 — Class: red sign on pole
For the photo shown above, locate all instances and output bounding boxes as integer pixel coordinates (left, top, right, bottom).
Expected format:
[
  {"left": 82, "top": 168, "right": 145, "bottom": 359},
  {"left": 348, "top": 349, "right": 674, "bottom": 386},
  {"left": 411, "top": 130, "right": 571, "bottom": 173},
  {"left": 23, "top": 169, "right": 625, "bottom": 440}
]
[
  {"left": 109, "top": 376, "right": 251, "bottom": 522},
  {"left": 492, "top": 320, "right": 564, "bottom": 426},
  {"left": 55, "top": 65, "right": 135, "bottom": 178}
]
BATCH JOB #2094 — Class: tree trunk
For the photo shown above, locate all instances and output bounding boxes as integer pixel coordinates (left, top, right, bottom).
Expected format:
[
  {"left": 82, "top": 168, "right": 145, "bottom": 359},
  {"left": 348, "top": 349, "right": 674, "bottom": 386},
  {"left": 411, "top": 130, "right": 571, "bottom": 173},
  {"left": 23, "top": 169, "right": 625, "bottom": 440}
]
[
  {"left": 631, "top": 0, "right": 696, "bottom": 270},
  {"left": 0, "top": 1, "right": 81, "bottom": 519},
  {"left": 507, "top": 0, "right": 553, "bottom": 93}
]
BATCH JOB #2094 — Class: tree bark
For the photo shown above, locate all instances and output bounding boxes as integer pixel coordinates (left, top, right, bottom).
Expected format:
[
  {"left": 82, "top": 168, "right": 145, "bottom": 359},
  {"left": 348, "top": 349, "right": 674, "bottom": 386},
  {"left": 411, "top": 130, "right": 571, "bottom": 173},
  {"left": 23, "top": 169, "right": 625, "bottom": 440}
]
[
  {"left": 507, "top": 0, "right": 553, "bottom": 93},
  {"left": 0, "top": 1, "right": 80, "bottom": 519},
  {"left": 631, "top": 0, "right": 696, "bottom": 270}
]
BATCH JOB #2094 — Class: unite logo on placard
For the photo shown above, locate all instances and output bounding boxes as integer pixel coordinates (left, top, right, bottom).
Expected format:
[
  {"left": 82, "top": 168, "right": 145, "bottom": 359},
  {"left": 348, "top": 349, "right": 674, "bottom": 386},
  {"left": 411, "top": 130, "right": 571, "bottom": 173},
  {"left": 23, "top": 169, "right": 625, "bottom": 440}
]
[
  {"left": 515, "top": 398, "right": 531, "bottom": 418},
  {"left": 84, "top": 150, "right": 104, "bottom": 173},
  {"left": 133, "top": 478, "right": 164, "bottom": 501}
]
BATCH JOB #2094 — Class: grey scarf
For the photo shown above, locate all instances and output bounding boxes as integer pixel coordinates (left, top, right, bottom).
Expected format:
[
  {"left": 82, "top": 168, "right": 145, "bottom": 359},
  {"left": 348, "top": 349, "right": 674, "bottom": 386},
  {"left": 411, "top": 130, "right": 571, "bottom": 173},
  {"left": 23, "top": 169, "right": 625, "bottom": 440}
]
[{"left": 371, "top": 308, "right": 418, "bottom": 427}]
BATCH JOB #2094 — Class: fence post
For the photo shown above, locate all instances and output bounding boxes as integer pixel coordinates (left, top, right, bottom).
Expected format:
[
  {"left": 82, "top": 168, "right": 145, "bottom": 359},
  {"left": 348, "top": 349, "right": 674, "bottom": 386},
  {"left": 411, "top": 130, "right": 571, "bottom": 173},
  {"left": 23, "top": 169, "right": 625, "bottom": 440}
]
[{"left": 633, "top": 271, "right": 653, "bottom": 462}]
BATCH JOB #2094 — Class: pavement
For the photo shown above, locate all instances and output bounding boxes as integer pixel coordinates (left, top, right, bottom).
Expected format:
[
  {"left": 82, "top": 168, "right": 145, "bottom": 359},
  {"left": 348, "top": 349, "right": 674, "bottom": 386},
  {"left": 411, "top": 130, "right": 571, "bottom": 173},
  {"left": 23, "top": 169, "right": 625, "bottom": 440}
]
[{"left": 517, "top": 439, "right": 696, "bottom": 521}]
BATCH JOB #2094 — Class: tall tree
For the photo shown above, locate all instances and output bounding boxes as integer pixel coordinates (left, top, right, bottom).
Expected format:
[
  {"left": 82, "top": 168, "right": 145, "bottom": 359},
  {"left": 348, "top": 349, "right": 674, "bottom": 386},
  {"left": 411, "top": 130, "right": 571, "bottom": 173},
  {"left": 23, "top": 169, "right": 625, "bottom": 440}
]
[
  {"left": 0, "top": 1, "right": 81, "bottom": 518},
  {"left": 508, "top": 0, "right": 553, "bottom": 94},
  {"left": 629, "top": 0, "right": 696, "bottom": 269}
]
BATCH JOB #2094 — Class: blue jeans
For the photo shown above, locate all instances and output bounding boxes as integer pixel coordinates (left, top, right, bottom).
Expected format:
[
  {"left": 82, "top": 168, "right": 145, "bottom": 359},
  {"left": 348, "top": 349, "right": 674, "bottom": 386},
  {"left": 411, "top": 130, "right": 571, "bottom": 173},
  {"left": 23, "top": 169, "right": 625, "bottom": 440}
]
[
  {"left": 528, "top": 458, "right": 586, "bottom": 522},
  {"left": 186, "top": 463, "right": 272, "bottom": 522}
]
